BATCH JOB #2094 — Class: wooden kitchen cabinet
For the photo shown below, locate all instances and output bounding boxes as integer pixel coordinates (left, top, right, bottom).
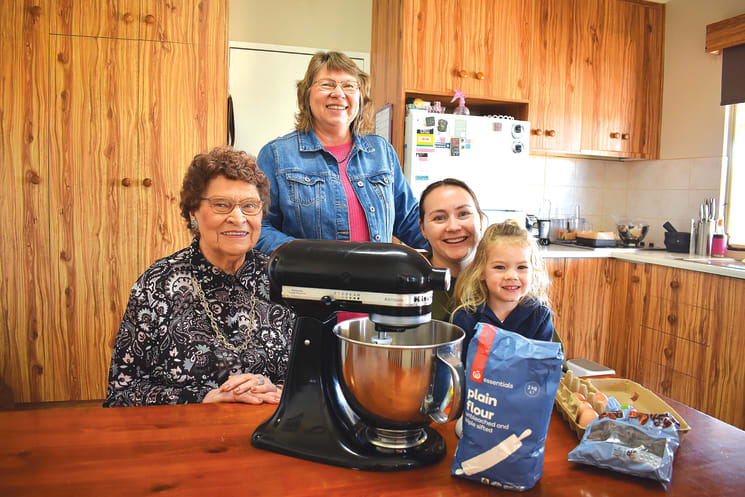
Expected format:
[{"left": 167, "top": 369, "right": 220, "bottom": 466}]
[
  {"left": 1, "top": 0, "right": 227, "bottom": 403},
  {"left": 402, "top": 0, "right": 530, "bottom": 100},
  {"left": 529, "top": 0, "right": 583, "bottom": 153},
  {"left": 48, "top": 35, "right": 140, "bottom": 400},
  {"left": 529, "top": 0, "right": 664, "bottom": 159},
  {"left": 371, "top": 0, "right": 531, "bottom": 159},
  {"left": 606, "top": 261, "right": 744, "bottom": 430},
  {"left": 1, "top": 0, "right": 52, "bottom": 403},
  {"left": 580, "top": 0, "right": 664, "bottom": 158},
  {"left": 544, "top": 258, "right": 616, "bottom": 365}
]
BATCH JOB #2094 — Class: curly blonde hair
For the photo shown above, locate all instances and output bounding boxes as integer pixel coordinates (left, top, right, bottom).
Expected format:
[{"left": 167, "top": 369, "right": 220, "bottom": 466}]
[
  {"left": 452, "top": 221, "right": 551, "bottom": 315},
  {"left": 294, "top": 51, "right": 375, "bottom": 136}
]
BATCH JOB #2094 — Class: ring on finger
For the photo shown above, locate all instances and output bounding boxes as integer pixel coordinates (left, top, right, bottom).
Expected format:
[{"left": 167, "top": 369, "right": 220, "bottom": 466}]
[{"left": 256, "top": 377, "right": 265, "bottom": 386}]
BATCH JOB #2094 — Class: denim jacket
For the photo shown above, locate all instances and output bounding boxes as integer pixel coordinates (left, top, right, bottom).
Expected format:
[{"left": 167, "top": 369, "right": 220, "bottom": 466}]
[{"left": 255, "top": 129, "right": 427, "bottom": 254}]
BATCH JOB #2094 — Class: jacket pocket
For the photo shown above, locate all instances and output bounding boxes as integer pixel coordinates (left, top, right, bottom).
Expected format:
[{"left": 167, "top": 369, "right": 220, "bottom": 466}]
[{"left": 285, "top": 172, "right": 324, "bottom": 206}]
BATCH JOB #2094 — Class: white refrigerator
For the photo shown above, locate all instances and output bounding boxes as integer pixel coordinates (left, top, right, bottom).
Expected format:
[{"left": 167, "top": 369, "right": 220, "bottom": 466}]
[{"left": 402, "top": 110, "right": 531, "bottom": 221}]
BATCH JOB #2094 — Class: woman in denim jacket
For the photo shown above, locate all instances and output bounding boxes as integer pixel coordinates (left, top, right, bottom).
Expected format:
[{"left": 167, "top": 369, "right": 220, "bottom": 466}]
[{"left": 255, "top": 51, "right": 426, "bottom": 254}]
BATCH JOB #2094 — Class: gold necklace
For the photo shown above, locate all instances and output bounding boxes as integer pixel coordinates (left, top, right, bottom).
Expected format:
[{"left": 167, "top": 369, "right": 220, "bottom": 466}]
[{"left": 191, "top": 274, "right": 256, "bottom": 353}]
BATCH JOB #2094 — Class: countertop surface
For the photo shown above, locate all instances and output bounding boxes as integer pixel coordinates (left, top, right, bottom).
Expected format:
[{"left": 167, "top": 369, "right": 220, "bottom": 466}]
[
  {"left": 539, "top": 242, "right": 745, "bottom": 279},
  {"left": 2, "top": 398, "right": 744, "bottom": 496}
]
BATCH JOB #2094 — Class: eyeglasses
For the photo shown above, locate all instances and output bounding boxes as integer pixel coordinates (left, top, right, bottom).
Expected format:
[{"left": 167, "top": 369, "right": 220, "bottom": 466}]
[
  {"left": 314, "top": 78, "right": 361, "bottom": 94},
  {"left": 201, "top": 197, "right": 263, "bottom": 216}
]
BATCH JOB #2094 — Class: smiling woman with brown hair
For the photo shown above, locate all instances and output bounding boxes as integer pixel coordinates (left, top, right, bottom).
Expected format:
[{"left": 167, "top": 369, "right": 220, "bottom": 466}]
[{"left": 104, "top": 146, "right": 295, "bottom": 407}]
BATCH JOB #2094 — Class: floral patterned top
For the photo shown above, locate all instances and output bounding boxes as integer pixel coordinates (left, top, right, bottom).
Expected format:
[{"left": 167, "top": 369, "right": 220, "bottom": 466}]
[{"left": 104, "top": 237, "right": 295, "bottom": 406}]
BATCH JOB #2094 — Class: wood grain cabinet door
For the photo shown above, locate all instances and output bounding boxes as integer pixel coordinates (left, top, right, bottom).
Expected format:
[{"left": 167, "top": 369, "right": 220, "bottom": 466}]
[
  {"left": 403, "top": 0, "right": 460, "bottom": 93},
  {"left": 0, "top": 0, "right": 51, "bottom": 403},
  {"left": 529, "top": 0, "right": 583, "bottom": 153},
  {"left": 138, "top": 39, "right": 227, "bottom": 272},
  {"left": 544, "top": 258, "right": 566, "bottom": 339},
  {"left": 50, "top": 0, "right": 140, "bottom": 39},
  {"left": 49, "top": 36, "right": 140, "bottom": 401},
  {"left": 581, "top": 0, "right": 663, "bottom": 157},
  {"left": 462, "top": 0, "right": 531, "bottom": 101}
]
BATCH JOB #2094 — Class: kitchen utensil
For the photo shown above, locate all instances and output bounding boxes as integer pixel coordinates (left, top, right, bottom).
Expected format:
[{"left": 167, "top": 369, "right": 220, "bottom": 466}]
[
  {"left": 663, "top": 221, "right": 677, "bottom": 233},
  {"left": 538, "top": 219, "right": 551, "bottom": 246},
  {"left": 252, "top": 240, "right": 461, "bottom": 471},
  {"left": 616, "top": 222, "right": 649, "bottom": 247},
  {"left": 664, "top": 231, "right": 691, "bottom": 253},
  {"left": 689, "top": 219, "right": 697, "bottom": 255}
]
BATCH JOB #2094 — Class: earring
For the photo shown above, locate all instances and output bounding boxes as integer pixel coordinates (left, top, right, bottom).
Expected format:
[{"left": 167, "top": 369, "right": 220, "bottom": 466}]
[{"left": 190, "top": 218, "right": 198, "bottom": 230}]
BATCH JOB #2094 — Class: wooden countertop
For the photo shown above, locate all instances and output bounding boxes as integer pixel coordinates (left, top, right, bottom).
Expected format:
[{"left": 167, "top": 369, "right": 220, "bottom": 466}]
[{"left": 2, "top": 397, "right": 743, "bottom": 496}]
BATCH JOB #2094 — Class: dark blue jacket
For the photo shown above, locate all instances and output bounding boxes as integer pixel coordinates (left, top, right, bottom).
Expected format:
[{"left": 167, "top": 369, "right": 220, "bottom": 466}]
[{"left": 452, "top": 298, "right": 554, "bottom": 363}]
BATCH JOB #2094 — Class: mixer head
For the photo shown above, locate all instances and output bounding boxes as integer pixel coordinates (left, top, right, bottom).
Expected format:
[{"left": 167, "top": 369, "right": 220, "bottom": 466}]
[{"left": 268, "top": 240, "right": 450, "bottom": 327}]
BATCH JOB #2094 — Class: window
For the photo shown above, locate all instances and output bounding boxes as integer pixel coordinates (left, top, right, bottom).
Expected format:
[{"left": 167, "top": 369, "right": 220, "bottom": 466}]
[{"left": 726, "top": 103, "right": 745, "bottom": 248}]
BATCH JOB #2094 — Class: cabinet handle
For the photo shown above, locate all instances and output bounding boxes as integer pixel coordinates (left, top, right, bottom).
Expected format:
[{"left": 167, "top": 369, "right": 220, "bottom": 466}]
[
  {"left": 532, "top": 128, "right": 544, "bottom": 136},
  {"left": 29, "top": 5, "right": 42, "bottom": 17},
  {"left": 610, "top": 132, "right": 621, "bottom": 139},
  {"left": 622, "top": 133, "right": 630, "bottom": 140},
  {"left": 30, "top": 172, "right": 42, "bottom": 184},
  {"left": 661, "top": 379, "right": 672, "bottom": 390},
  {"left": 663, "top": 347, "right": 673, "bottom": 359},
  {"left": 144, "top": 14, "right": 156, "bottom": 24},
  {"left": 546, "top": 129, "right": 556, "bottom": 137},
  {"left": 458, "top": 69, "right": 469, "bottom": 78},
  {"left": 475, "top": 71, "right": 485, "bottom": 80},
  {"left": 142, "top": 178, "right": 153, "bottom": 187},
  {"left": 631, "top": 275, "right": 640, "bottom": 283},
  {"left": 667, "top": 314, "right": 677, "bottom": 325},
  {"left": 121, "top": 178, "right": 132, "bottom": 187},
  {"left": 123, "top": 12, "right": 134, "bottom": 23},
  {"left": 669, "top": 280, "right": 680, "bottom": 289},
  {"left": 553, "top": 270, "right": 563, "bottom": 278}
]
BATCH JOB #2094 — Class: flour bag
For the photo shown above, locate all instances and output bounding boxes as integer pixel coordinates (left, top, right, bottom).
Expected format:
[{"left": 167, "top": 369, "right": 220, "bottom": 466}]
[{"left": 451, "top": 323, "right": 563, "bottom": 491}]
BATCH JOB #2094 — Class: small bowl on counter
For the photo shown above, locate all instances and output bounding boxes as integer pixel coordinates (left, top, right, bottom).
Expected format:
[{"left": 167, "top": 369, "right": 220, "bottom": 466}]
[{"left": 616, "top": 222, "right": 649, "bottom": 247}]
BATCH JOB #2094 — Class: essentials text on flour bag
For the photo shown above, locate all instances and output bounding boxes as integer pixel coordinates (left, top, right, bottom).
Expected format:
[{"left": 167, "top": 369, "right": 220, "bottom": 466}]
[{"left": 451, "top": 323, "right": 563, "bottom": 491}]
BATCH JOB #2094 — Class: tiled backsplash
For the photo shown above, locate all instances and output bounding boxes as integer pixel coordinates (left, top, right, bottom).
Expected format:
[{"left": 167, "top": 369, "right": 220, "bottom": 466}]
[{"left": 519, "top": 155, "right": 725, "bottom": 248}]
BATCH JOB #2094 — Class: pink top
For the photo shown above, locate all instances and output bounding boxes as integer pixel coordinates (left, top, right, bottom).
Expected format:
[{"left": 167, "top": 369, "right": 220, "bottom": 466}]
[
  {"left": 327, "top": 142, "right": 369, "bottom": 323},
  {"left": 326, "top": 142, "right": 370, "bottom": 242}
]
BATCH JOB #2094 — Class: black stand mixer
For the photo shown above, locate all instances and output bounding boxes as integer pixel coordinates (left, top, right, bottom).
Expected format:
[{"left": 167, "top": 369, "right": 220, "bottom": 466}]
[{"left": 251, "top": 240, "right": 465, "bottom": 471}]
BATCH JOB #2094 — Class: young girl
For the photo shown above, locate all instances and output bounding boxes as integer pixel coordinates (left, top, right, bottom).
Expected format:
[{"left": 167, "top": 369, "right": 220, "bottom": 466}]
[{"left": 451, "top": 221, "right": 554, "bottom": 362}]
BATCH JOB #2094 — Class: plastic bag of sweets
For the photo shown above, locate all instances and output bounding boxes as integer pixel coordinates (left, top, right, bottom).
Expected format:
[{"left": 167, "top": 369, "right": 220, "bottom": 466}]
[
  {"left": 568, "top": 410, "right": 681, "bottom": 489},
  {"left": 451, "top": 323, "right": 564, "bottom": 491}
]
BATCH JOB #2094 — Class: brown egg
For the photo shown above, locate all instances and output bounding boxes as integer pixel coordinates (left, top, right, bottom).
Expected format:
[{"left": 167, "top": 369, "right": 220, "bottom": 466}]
[
  {"left": 578, "top": 408, "right": 599, "bottom": 427},
  {"left": 572, "top": 392, "right": 586, "bottom": 402}
]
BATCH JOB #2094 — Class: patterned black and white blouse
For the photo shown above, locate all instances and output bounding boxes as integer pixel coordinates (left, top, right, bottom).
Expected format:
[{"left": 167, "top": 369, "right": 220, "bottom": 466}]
[{"left": 104, "top": 237, "right": 295, "bottom": 406}]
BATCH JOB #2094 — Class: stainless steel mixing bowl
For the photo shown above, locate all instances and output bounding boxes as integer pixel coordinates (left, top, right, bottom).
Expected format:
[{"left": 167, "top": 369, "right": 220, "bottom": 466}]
[{"left": 333, "top": 318, "right": 464, "bottom": 429}]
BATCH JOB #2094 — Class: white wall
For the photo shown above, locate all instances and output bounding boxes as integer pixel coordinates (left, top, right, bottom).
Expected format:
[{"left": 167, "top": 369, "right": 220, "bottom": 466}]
[{"left": 229, "top": 0, "right": 372, "bottom": 52}]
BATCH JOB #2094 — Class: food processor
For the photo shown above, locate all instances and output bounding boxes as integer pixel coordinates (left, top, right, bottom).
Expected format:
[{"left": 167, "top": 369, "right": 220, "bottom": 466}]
[{"left": 251, "top": 240, "right": 465, "bottom": 471}]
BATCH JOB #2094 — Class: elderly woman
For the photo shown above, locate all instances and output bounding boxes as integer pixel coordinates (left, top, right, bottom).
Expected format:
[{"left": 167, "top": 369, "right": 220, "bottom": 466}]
[
  {"left": 418, "top": 178, "right": 486, "bottom": 321},
  {"left": 255, "top": 51, "right": 426, "bottom": 254},
  {"left": 104, "top": 146, "right": 295, "bottom": 407}
]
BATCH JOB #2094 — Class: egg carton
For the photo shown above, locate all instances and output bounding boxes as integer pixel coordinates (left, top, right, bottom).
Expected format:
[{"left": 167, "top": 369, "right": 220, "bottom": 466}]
[
  {"left": 554, "top": 371, "right": 691, "bottom": 440},
  {"left": 554, "top": 370, "right": 603, "bottom": 439}
]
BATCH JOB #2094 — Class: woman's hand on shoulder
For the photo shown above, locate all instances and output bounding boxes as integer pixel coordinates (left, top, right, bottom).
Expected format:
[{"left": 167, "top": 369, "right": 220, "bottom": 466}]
[{"left": 202, "top": 374, "right": 282, "bottom": 404}]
